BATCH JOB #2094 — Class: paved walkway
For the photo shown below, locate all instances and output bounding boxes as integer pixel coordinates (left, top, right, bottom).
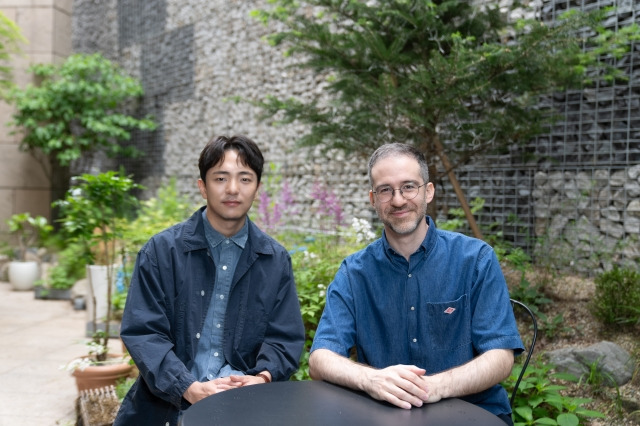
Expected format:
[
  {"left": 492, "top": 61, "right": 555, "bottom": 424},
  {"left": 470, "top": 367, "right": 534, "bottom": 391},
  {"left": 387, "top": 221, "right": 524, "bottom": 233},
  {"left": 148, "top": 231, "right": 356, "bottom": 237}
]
[{"left": 0, "top": 281, "right": 119, "bottom": 426}]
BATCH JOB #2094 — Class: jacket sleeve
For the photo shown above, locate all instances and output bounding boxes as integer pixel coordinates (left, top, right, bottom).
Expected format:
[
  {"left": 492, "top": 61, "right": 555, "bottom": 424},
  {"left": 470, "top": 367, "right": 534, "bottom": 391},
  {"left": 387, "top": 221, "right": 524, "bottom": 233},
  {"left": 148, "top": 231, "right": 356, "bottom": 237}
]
[
  {"left": 119, "top": 242, "right": 197, "bottom": 409},
  {"left": 246, "top": 251, "right": 305, "bottom": 380}
]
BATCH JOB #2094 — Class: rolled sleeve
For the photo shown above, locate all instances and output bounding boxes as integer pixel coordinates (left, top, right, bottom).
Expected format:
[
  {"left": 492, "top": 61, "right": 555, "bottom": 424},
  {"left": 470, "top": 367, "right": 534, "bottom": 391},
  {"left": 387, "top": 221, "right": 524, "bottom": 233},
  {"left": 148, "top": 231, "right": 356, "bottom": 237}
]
[{"left": 471, "top": 247, "right": 525, "bottom": 355}]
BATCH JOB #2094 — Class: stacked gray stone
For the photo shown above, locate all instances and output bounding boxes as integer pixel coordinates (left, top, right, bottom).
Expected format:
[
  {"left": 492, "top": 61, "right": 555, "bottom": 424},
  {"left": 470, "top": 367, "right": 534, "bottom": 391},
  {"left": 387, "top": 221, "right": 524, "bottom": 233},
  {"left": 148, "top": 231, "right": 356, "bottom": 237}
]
[{"left": 533, "top": 166, "right": 640, "bottom": 273}]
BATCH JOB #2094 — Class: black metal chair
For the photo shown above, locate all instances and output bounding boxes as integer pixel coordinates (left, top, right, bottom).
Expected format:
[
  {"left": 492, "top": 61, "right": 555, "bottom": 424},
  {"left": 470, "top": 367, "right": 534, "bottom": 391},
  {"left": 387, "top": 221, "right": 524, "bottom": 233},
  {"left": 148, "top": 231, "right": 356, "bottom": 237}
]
[{"left": 509, "top": 298, "right": 538, "bottom": 407}]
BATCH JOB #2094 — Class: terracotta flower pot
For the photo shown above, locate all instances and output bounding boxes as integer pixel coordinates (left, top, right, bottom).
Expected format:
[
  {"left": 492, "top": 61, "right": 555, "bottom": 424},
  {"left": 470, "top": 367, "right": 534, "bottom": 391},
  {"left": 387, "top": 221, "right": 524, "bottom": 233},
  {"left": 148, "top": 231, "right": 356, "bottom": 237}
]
[{"left": 71, "top": 354, "right": 134, "bottom": 392}]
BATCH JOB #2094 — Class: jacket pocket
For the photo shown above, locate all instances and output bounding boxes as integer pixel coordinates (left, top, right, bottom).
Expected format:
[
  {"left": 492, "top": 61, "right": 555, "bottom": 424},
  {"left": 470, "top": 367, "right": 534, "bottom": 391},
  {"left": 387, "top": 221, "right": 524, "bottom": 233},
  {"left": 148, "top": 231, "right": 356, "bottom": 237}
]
[{"left": 425, "top": 294, "right": 471, "bottom": 351}]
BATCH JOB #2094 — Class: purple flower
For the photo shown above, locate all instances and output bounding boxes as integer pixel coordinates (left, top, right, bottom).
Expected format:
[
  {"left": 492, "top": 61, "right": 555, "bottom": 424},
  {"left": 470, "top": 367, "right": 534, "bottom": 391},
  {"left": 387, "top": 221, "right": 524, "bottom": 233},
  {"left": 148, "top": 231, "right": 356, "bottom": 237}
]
[
  {"left": 256, "top": 177, "right": 299, "bottom": 232},
  {"left": 258, "top": 191, "right": 272, "bottom": 229},
  {"left": 310, "top": 181, "right": 344, "bottom": 229}
]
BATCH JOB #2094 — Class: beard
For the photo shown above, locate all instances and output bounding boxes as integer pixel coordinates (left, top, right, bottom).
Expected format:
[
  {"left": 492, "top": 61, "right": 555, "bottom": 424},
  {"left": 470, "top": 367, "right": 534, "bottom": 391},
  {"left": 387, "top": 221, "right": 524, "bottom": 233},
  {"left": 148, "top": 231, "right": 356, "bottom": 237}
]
[{"left": 376, "top": 198, "right": 429, "bottom": 236}]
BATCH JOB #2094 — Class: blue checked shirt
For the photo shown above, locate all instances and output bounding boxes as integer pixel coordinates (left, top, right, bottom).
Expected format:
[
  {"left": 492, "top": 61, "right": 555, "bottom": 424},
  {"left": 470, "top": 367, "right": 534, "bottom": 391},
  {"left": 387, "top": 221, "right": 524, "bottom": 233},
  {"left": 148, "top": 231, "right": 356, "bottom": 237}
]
[{"left": 191, "top": 210, "right": 248, "bottom": 381}]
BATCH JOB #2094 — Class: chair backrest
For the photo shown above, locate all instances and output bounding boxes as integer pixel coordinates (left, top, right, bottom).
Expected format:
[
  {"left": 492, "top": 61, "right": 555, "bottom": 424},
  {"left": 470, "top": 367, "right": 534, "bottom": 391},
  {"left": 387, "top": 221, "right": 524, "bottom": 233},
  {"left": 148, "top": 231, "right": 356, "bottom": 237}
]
[{"left": 509, "top": 298, "right": 538, "bottom": 407}]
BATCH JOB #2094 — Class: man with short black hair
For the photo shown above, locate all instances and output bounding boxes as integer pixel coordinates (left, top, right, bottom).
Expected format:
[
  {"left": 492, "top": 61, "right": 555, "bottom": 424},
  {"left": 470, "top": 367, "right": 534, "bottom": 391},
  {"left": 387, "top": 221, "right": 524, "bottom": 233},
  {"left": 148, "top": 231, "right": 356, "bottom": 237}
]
[{"left": 115, "top": 135, "right": 305, "bottom": 426}]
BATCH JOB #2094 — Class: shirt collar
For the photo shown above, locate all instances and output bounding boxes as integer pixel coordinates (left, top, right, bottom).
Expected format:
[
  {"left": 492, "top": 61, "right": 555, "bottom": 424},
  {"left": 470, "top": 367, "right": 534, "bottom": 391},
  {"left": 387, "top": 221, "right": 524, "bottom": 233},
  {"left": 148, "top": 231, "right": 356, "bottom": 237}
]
[
  {"left": 201, "top": 209, "right": 249, "bottom": 249},
  {"left": 382, "top": 215, "right": 433, "bottom": 258}
]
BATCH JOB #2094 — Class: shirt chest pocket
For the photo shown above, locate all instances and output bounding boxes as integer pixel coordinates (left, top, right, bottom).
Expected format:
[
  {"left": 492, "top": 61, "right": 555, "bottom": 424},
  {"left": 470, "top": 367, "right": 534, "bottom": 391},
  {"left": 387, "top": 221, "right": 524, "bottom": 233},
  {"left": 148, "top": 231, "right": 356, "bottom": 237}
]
[{"left": 425, "top": 295, "right": 471, "bottom": 351}]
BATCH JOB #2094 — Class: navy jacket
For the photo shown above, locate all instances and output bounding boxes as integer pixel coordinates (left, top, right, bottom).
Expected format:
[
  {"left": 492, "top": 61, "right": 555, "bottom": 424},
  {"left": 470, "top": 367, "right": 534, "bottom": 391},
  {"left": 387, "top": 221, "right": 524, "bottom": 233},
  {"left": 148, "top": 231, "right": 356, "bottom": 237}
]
[{"left": 114, "top": 207, "right": 305, "bottom": 425}]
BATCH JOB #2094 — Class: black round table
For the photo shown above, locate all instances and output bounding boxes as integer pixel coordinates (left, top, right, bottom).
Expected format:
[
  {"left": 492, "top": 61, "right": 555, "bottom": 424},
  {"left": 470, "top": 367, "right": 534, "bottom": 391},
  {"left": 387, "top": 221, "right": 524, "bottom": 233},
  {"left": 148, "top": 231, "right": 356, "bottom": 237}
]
[{"left": 180, "top": 380, "right": 506, "bottom": 426}]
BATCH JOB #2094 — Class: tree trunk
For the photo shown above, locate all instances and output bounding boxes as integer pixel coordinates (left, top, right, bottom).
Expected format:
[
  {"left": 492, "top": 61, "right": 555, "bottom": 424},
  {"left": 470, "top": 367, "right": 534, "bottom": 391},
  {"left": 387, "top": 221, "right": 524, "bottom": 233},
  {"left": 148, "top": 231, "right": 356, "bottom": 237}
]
[
  {"left": 50, "top": 157, "right": 72, "bottom": 227},
  {"left": 433, "top": 135, "right": 484, "bottom": 240},
  {"left": 418, "top": 139, "right": 439, "bottom": 222},
  {"left": 426, "top": 163, "right": 438, "bottom": 222}
]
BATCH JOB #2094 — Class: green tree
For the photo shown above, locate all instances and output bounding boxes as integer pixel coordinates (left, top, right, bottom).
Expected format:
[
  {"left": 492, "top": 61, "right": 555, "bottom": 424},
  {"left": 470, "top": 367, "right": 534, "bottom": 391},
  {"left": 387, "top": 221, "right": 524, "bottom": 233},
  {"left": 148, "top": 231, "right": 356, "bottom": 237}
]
[
  {"left": 0, "top": 11, "right": 25, "bottom": 99},
  {"left": 251, "top": 0, "right": 640, "bottom": 238},
  {"left": 9, "top": 53, "right": 156, "bottom": 212}
]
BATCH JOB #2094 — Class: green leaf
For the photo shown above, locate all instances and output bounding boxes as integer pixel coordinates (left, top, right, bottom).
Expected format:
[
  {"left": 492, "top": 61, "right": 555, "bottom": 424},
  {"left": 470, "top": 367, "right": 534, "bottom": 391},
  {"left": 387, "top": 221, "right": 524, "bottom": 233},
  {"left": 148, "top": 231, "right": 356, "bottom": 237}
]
[
  {"left": 514, "top": 406, "right": 533, "bottom": 422},
  {"left": 573, "top": 408, "right": 606, "bottom": 418},
  {"left": 556, "top": 413, "right": 579, "bottom": 426},
  {"left": 534, "top": 418, "right": 558, "bottom": 425}
]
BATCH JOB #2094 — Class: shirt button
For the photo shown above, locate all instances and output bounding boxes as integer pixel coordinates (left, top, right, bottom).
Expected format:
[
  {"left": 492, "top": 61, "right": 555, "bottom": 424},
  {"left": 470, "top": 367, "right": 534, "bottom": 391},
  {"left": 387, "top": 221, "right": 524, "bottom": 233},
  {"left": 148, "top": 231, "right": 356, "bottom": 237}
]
[
  {"left": 222, "top": 265, "right": 228, "bottom": 270},
  {"left": 410, "top": 306, "right": 415, "bottom": 311},
  {"left": 166, "top": 423, "right": 170, "bottom": 426},
  {"left": 214, "top": 352, "right": 219, "bottom": 357},
  {"left": 225, "top": 239, "right": 230, "bottom": 244},
  {"left": 412, "top": 338, "right": 417, "bottom": 343},
  {"left": 208, "top": 374, "right": 213, "bottom": 380},
  {"left": 216, "top": 323, "right": 221, "bottom": 328},
  {"left": 220, "top": 295, "right": 224, "bottom": 300},
  {"left": 408, "top": 274, "right": 412, "bottom": 278},
  {"left": 200, "top": 290, "right": 205, "bottom": 296},
  {"left": 196, "top": 333, "right": 201, "bottom": 339}
]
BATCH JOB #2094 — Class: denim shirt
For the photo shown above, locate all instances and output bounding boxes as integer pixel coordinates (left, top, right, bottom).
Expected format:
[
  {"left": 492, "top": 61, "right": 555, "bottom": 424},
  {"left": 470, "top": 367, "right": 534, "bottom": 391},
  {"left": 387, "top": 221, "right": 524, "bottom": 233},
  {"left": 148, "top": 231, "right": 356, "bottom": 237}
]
[
  {"left": 311, "top": 216, "right": 524, "bottom": 417},
  {"left": 191, "top": 210, "right": 248, "bottom": 381}
]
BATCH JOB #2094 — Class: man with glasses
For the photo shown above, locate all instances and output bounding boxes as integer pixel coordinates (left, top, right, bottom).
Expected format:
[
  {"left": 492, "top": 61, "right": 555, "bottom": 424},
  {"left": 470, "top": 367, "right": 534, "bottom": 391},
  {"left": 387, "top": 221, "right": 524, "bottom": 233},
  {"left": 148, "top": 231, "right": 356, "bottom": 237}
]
[{"left": 309, "top": 143, "right": 523, "bottom": 425}]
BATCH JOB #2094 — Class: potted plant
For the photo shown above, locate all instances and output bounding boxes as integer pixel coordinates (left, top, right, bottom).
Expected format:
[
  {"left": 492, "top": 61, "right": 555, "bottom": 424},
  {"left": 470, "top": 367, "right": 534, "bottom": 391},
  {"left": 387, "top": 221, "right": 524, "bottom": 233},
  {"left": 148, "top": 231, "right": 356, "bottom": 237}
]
[
  {"left": 56, "top": 171, "right": 140, "bottom": 391},
  {"left": 34, "top": 242, "right": 90, "bottom": 300},
  {"left": 6, "top": 212, "right": 52, "bottom": 291},
  {"left": 62, "top": 330, "right": 135, "bottom": 392}
]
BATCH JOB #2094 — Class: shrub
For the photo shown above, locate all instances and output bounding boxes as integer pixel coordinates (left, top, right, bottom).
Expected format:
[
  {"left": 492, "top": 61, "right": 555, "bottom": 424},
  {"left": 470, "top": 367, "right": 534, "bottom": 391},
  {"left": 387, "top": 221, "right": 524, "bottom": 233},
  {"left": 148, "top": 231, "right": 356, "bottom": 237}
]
[
  {"left": 33, "top": 241, "right": 89, "bottom": 292},
  {"left": 591, "top": 266, "right": 640, "bottom": 326},
  {"left": 115, "top": 376, "right": 136, "bottom": 402},
  {"left": 503, "top": 358, "right": 605, "bottom": 425},
  {"left": 113, "top": 178, "right": 196, "bottom": 316},
  {"left": 286, "top": 219, "right": 377, "bottom": 380}
]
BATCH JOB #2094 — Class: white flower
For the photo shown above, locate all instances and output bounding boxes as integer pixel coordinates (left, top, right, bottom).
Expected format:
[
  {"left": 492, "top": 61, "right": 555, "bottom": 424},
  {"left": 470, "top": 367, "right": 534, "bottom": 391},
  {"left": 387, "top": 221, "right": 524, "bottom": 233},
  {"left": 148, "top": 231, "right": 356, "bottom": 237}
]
[
  {"left": 61, "top": 357, "right": 93, "bottom": 373},
  {"left": 304, "top": 251, "right": 318, "bottom": 260},
  {"left": 86, "top": 341, "right": 107, "bottom": 356},
  {"left": 351, "top": 218, "right": 376, "bottom": 244}
]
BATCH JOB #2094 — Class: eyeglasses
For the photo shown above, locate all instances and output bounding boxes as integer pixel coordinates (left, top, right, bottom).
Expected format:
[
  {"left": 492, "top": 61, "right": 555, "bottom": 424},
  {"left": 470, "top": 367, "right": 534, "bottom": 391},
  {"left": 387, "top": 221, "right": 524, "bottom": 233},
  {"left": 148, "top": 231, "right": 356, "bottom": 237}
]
[{"left": 371, "top": 183, "right": 427, "bottom": 203}]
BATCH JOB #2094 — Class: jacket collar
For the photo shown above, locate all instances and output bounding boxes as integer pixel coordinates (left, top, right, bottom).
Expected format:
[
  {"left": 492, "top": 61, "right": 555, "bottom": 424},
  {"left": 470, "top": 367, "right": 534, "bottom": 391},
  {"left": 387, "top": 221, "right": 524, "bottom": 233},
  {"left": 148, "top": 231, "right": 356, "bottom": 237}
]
[{"left": 182, "top": 206, "right": 274, "bottom": 255}]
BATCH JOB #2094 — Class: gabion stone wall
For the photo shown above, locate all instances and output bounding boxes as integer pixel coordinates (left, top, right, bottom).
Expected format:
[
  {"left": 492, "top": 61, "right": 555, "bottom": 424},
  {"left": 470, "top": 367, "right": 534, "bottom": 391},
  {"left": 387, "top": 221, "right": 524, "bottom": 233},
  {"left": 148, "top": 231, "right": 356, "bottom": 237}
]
[
  {"left": 72, "top": 0, "right": 638, "bottom": 274},
  {"left": 72, "top": 0, "right": 375, "bottom": 231},
  {"left": 438, "top": 0, "right": 640, "bottom": 274}
]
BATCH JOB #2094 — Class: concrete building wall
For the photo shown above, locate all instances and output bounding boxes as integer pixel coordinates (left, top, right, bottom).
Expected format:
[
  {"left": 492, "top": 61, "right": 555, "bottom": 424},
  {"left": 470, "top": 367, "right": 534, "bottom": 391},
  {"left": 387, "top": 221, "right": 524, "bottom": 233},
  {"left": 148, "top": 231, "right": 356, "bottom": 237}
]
[{"left": 0, "top": 0, "right": 72, "bottom": 238}]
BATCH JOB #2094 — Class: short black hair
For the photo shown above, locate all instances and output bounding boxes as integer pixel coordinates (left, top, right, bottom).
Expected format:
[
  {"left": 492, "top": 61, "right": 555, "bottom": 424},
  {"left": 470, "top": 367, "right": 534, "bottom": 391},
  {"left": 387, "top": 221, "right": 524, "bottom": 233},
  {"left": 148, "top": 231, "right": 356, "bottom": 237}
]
[{"left": 198, "top": 135, "right": 264, "bottom": 183}]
